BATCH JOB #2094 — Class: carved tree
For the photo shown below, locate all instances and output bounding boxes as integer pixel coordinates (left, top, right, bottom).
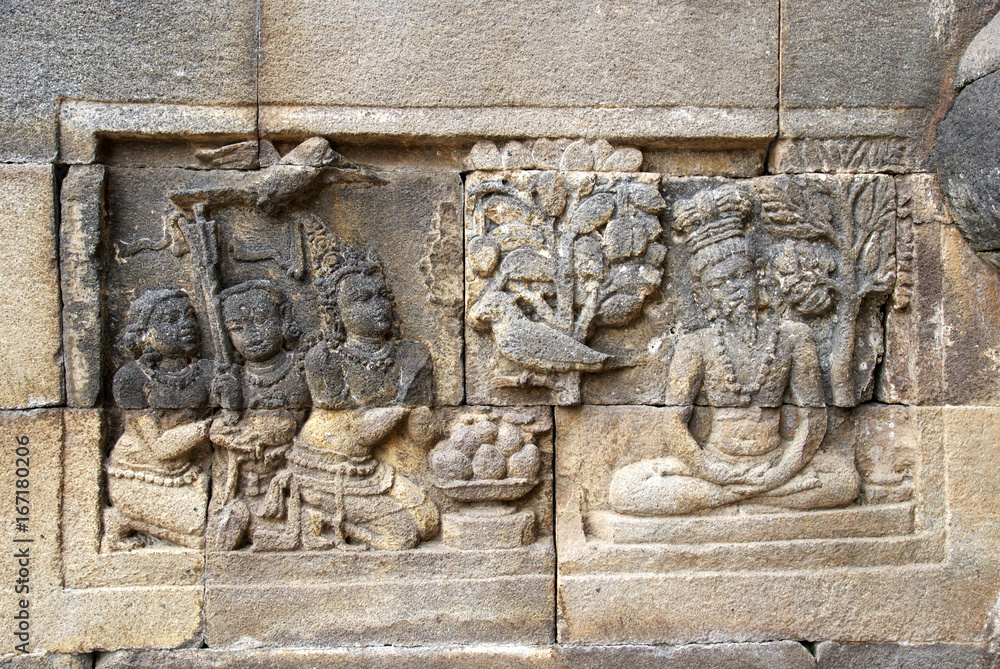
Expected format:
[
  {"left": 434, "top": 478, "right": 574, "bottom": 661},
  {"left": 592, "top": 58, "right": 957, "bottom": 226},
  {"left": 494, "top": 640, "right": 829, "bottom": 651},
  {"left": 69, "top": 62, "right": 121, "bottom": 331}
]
[
  {"left": 758, "top": 175, "right": 897, "bottom": 407},
  {"left": 467, "top": 172, "right": 666, "bottom": 404}
]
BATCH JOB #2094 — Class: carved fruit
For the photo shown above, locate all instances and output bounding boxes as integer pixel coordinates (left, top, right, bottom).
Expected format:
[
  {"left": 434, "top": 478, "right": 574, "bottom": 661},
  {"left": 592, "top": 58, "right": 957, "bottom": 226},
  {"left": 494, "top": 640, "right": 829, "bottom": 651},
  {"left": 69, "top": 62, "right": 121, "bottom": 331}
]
[
  {"left": 507, "top": 443, "right": 541, "bottom": 479},
  {"left": 449, "top": 425, "right": 481, "bottom": 458},
  {"left": 407, "top": 406, "right": 441, "bottom": 448},
  {"left": 472, "top": 444, "right": 507, "bottom": 480},
  {"left": 432, "top": 447, "right": 474, "bottom": 481},
  {"left": 495, "top": 422, "right": 524, "bottom": 457},
  {"left": 468, "top": 236, "right": 500, "bottom": 276},
  {"left": 472, "top": 420, "right": 499, "bottom": 445}
]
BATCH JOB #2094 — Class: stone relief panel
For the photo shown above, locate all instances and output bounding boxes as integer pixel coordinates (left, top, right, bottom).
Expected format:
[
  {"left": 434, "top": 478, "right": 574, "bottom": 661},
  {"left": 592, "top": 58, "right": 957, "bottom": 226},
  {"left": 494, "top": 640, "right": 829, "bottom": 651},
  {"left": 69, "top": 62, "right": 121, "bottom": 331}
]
[
  {"left": 43, "top": 121, "right": 980, "bottom": 653},
  {"left": 98, "top": 137, "right": 465, "bottom": 555},
  {"left": 464, "top": 155, "right": 902, "bottom": 409},
  {"left": 53, "top": 134, "right": 556, "bottom": 647}
]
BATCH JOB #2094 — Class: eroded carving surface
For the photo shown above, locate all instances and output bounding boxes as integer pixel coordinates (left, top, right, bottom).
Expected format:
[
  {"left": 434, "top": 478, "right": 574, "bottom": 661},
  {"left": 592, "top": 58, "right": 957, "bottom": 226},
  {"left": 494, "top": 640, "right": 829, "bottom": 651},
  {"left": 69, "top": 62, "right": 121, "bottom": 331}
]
[{"left": 101, "top": 138, "right": 460, "bottom": 553}]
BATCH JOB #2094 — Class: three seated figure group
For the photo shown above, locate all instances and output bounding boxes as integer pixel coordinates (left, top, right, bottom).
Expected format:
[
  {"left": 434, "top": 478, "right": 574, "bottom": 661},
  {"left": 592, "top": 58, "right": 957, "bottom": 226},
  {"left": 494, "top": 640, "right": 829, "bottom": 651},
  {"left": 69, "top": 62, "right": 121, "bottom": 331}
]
[{"left": 105, "top": 223, "right": 438, "bottom": 552}]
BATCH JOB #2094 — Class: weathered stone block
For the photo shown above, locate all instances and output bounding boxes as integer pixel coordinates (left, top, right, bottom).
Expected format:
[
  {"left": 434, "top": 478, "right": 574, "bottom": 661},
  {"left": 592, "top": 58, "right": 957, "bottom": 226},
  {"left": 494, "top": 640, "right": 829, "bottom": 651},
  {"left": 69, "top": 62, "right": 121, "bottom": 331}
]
[
  {"left": 777, "top": 0, "right": 996, "bottom": 172},
  {"left": 0, "top": 412, "right": 64, "bottom": 655},
  {"left": 51, "top": 409, "right": 204, "bottom": 652},
  {"left": 939, "top": 224, "right": 1000, "bottom": 404},
  {"left": 956, "top": 10, "right": 1000, "bottom": 89},
  {"left": 0, "top": 165, "right": 62, "bottom": 409},
  {"left": 0, "top": 0, "right": 256, "bottom": 162},
  {"left": 938, "top": 69, "right": 1000, "bottom": 265},
  {"left": 877, "top": 175, "right": 946, "bottom": 405},
  {"left": 0, "top": 655, "right": 91, "bottom": 669},
  {"left": 259, "top": 0, "right": 778, "bottom": 143},
  {"left": 815, "top": 641, "right": 991, "bottom": 669},
  {"left": 551, "top": 406, "right": 1000, "bottom": 645},
  {"left": 61, "top": 166, "right": 106, "bottom": 408}
]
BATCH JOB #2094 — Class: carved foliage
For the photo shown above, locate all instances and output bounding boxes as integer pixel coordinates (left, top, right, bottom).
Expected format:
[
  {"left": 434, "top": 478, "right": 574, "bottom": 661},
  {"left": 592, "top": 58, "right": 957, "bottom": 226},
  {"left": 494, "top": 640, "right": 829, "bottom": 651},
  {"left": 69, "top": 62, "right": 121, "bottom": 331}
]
[
  {"left": 466, "top": 170, "right": 666, "bottom": 404},
  {"left": 757, "top": 175, "right": 897, "bottom": 407}
]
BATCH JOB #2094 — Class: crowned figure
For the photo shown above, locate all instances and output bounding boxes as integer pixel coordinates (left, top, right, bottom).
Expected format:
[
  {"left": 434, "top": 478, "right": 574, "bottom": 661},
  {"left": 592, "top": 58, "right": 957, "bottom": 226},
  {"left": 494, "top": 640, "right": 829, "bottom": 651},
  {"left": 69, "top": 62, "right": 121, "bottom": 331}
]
[
  {"left": 255, "top": 221, "right": 438, "bottom": 551},
  {"left": 609, "top": 185, "right": 859, "bottom": 516}
]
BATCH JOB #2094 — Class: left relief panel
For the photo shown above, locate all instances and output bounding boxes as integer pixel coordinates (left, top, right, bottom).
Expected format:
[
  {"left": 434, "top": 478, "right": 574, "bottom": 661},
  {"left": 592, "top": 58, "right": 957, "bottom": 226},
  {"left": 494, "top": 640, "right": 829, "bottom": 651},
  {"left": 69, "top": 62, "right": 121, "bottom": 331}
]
[{"left": 50, "top": 129, "right": 553, "bottom": 651}]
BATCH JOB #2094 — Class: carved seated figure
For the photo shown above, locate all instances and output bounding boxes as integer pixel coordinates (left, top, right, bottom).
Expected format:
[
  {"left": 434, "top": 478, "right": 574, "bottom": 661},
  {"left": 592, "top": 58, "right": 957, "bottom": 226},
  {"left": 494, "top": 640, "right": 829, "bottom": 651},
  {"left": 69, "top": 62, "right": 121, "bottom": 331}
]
[
  {"left": 259, "top": 235, "right": 438, "bottom": 551},
  {"left": 105, "top": 289, "right": 212, "bottom": 549},
  {"left": 208, "top": 280, "right": 310, "bottom": 550},
  {"left": 609, "top": 186, "right": 859, "bottom": 516}
]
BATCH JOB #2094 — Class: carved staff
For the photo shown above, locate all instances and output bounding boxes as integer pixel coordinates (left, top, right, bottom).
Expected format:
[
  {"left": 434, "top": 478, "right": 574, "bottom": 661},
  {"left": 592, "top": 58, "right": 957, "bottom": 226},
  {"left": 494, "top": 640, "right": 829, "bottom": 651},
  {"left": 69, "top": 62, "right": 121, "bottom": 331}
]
[{"left": 178, "top": 203, "right": 232, "bottom": 366}]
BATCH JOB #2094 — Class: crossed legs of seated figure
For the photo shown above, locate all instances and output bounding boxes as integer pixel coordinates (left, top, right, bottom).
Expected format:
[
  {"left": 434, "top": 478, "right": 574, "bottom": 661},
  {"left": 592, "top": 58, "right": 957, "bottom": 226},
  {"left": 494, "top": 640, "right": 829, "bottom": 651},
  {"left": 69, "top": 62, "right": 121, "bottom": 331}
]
[{"left": 609, "top": 449, "right": 859, "bottom": 516}]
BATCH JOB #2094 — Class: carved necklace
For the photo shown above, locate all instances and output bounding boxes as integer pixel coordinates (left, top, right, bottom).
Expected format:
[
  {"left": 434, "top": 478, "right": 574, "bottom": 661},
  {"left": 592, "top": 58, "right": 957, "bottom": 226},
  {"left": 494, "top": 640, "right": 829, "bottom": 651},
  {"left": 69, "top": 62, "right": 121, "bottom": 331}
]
[
  {"left": 340, "top": 339, "right": 397, "bottom": 373},
  {"left": 106, "top": 463, "right": 202, "bottom": 488},
  {"left": 140, "top": 358, "right": 199, "bottom": 390},
  {"left": 246, "top": 350, "right": 298, "bottom": 388},
  {"left": 711, "top": 320, "right": 779, "bottom": 401}
]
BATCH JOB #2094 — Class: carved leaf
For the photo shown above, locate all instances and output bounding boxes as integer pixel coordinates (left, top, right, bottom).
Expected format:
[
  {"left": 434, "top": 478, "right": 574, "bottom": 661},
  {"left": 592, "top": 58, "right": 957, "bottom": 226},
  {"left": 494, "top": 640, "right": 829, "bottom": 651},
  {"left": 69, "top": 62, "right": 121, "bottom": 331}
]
[
  {"left": 848, "top": 176, "right": 896, "bottom": 290},
  {"left": 532, "top": 172, "right": 567, "bottom": 217},
  {"left": 623, "top": 182, "right": 667, "bottom": 215},
  {"left": 596, "top": 294, "right": 645, "bottom": 327},
  {"left": 602, "top": 148, "right": 643, "bottom": 171},
  {"left": 603, "top": 214, "right": 650, "bottom": 262},
  {"left": 570, "top": 193, "right": 616, "bottom": 234},
  {"left": 499, "top": 247, "right": 556, "bottom": 283},
  {"left": 561, "top": 140, "right": 595, "bottom": 170},
  {"left": 492, "top": 225, "right": 548, "bottom": 252},
  {"left": 483, "top": 194, "right": 541, "bottom": 228},
  {"left": 758, "top": 178, "right": 837, "bottom": 241}
]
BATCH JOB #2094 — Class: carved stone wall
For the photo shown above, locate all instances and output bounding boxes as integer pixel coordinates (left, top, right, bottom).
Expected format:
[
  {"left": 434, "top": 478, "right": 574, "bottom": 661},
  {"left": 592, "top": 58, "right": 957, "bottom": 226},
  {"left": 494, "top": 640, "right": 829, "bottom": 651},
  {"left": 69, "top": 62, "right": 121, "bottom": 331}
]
[{"left": 2, "top": 2, "right": 1000, "bottom": 667}]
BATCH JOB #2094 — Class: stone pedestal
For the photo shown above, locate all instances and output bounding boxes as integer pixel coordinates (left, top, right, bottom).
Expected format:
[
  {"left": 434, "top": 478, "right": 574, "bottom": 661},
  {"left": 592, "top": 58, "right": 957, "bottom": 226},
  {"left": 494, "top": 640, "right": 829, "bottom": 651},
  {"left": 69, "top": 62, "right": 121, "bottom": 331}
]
[{"left": 442, "top": 506, "right": 536, "bottom": 550}]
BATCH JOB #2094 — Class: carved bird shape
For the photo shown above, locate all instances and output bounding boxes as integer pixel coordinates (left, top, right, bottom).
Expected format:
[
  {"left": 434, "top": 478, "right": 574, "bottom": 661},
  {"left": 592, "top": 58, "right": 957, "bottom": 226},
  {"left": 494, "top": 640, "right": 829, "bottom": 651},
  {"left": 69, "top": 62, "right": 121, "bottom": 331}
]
[
  {"left": 169, "top": 137, "right": 385, "bottom": 217},
  {"left": 469, "top": 291, "right": 608, "bottom": 373}
]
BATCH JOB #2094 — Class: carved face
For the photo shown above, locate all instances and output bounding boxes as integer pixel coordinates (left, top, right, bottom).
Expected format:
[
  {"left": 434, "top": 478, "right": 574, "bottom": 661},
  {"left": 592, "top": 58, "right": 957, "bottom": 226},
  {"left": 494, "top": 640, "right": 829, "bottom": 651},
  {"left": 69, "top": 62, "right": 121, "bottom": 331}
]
[
  {"left": 337, "top": 272, "right": 393, "bottom": 339},
  {"left": 222, "top": 289, "right": 284, "bottom": 363},
  {"left": 700, "top": 252, "right": 757, "bottom": 320},
  {"left": 146, "top": 296, "right": 200, "bottom": 357}
]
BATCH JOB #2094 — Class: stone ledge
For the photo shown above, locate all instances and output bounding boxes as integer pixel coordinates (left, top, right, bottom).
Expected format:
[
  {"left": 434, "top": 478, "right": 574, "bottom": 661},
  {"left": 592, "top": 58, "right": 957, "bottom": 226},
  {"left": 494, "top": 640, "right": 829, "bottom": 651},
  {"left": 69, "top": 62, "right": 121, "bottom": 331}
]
[
  {"left": 260, "top": 105, "right": 778, "bottom": 147},
  {"left": 95, "top": 642, "right": 814, "bottom": 668},
  {"left": 815, "top": 641, "right": 992, "bottom": 668},
  {"left": 59, "top": 101, "right": 257, "bottom": 165}
]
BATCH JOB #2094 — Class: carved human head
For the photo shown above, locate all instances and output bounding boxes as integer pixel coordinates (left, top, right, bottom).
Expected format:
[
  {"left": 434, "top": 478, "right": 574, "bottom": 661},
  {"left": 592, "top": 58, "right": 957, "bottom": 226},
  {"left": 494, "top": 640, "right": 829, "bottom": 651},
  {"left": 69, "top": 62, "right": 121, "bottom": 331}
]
[
  {"left": 312, "top": 242, "right": 398, "bottom": 345},
  {"left": 218, "top": 280, "right": 301, "bottom": 363},
  {"left": 123, "top": 288, "right": 200, "bottom": 359},
  {"left": 672, "top": 186, "right": 757, "bottom": 319}
]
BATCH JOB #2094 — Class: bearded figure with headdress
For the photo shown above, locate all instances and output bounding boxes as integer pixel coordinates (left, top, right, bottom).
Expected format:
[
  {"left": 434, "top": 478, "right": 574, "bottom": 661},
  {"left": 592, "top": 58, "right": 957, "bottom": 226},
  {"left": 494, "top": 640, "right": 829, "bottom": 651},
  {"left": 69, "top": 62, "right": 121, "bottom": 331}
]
[
  {"left": 254, "top": 220, "right": 438, "bottom": 551},
  {"left": 609, "top": 186, "right": 859, "bottom": 516}
]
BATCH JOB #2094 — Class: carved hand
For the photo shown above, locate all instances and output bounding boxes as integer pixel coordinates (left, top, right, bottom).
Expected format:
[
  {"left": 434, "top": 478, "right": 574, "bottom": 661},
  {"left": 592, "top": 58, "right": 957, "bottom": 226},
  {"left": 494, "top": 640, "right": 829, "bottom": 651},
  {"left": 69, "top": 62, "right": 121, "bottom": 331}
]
[{"left": 212, "top": 363, "right": 243, "bottom": 410}]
